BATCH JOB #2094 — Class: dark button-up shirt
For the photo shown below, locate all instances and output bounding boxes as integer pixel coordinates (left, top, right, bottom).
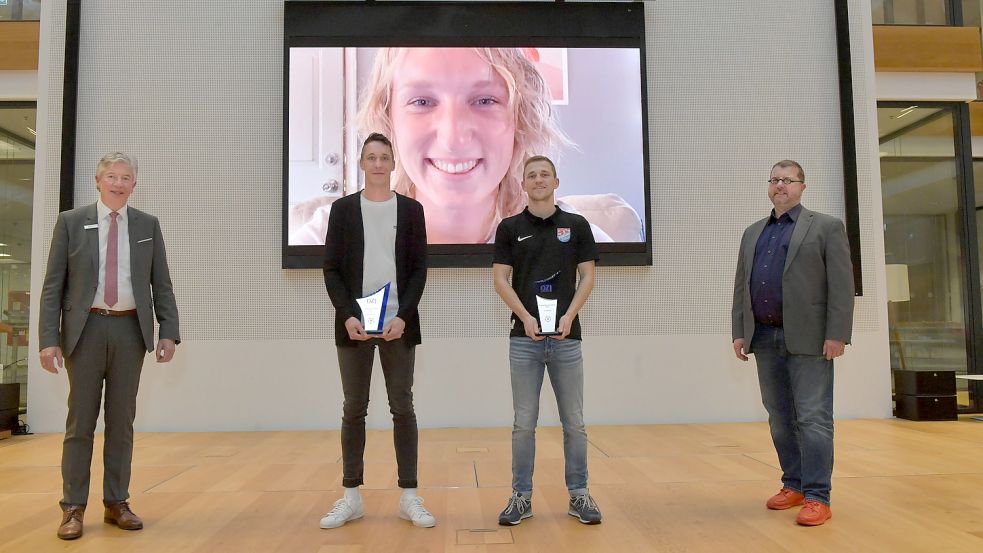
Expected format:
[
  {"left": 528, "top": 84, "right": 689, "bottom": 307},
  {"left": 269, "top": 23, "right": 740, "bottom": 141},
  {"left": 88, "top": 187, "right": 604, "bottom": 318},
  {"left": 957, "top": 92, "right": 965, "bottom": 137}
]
[{"left": 749, "top": 203, "right": 801, "bottom": 327}]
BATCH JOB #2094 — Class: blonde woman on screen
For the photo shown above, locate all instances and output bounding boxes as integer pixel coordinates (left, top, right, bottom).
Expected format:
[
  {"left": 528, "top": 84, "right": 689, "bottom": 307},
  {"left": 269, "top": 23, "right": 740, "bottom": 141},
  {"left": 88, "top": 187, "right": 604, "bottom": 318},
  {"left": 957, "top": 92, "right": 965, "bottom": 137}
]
[
  {"left": 290, "top": 47, "right": 630, "bottom": 245},
  {"left": 360, "top": 47, "right": 578, "bottom": 244}
]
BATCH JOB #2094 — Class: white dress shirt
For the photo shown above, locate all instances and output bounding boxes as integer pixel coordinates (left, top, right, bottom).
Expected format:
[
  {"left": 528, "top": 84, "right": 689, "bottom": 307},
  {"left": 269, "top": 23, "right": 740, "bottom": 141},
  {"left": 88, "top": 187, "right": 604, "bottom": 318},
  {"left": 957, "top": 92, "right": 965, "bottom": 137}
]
[{"left": 91, "top": 200, "right": 137, "bottom": 311}]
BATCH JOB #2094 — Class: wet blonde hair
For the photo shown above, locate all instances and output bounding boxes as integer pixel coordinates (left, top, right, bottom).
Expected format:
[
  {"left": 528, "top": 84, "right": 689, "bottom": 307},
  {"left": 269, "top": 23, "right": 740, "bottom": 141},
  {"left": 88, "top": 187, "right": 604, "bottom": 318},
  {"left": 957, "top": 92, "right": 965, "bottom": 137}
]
[{"left": 357, "top": 47, "right": 572, "bottom": 238}]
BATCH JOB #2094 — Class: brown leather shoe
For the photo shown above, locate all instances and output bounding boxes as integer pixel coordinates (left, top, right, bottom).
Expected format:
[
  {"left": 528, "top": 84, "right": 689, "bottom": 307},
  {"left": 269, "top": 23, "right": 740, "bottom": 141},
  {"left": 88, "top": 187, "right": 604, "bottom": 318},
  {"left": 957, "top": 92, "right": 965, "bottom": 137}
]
[
  {"left": 57, "top": 504, "right": 85, "bottom": 540},
  {"left": 765, "top": 488, "right": 805, "bottom": 510},
  {"left": 104, "top": 500, "right": 144, "bottom": 530},
  {"left": 795, "top": 500, "right": 832, "bottom": 526}
]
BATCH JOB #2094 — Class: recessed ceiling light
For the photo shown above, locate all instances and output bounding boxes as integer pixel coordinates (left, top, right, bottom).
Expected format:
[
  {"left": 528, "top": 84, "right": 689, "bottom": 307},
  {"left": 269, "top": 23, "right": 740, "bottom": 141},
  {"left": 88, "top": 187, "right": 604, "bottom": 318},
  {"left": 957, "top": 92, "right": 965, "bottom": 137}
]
[{"left": 892, "top": 106, "right": 919, "bottom": 120}]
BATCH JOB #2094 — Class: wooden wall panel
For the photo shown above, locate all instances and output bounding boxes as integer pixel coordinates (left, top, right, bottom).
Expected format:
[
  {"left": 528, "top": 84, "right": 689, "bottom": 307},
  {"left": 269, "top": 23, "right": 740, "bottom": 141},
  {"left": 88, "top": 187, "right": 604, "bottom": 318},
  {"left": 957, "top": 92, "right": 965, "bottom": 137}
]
[
  {"left": 969, "top": 102, "right": 983, "bottom": 136},
  {"left": 873, "top": 26, "right": 983, "bottom": 73},
  {"left": 0, "top": 21, "right": 40, "bottom": 71}
]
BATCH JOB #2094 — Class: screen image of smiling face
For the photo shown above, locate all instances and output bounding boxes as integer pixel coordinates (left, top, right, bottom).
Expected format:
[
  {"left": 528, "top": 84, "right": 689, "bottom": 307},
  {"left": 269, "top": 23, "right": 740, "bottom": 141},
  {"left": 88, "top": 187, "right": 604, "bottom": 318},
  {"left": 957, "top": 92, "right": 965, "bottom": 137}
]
[{"left": 390, "top": 48, "right": 516, "bottom": 212}]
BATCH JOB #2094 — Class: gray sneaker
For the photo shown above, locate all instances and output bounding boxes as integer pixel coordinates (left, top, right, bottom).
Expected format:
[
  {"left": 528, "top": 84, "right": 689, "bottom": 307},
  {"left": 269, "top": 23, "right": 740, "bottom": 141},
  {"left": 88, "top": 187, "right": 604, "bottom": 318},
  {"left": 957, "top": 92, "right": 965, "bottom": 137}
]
[
  {"left": 568, "top": 492, "right": 602, "bottom": 524},
  {"left": 498, "top": 492, "right": 532, "bottom": 526}
]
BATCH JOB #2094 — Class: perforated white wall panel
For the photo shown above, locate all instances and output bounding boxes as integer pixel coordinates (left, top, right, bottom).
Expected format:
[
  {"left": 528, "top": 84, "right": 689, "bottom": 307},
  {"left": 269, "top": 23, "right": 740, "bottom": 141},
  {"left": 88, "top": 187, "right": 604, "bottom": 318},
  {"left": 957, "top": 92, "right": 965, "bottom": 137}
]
[
  {"left": 35, "top": 0, "right": 881, "bottom": 341},
  {"left": 29, "top": 1, "right": 888, "bottom": 432}
]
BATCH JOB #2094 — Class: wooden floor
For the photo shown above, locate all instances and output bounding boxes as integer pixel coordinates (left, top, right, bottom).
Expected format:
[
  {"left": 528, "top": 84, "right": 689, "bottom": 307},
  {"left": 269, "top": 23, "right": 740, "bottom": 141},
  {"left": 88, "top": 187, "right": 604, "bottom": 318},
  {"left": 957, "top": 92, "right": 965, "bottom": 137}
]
[{"left": 2, "top": 419, "right": 983, "bottom": 552}]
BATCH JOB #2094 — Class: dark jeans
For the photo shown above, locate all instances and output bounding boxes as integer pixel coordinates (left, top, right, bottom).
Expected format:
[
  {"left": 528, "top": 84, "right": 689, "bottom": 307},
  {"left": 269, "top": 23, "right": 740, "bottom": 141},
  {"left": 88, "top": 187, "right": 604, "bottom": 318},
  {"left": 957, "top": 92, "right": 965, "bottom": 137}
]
[
  {"left": 752, "top": 324, "right": 835, "bottom": 505},
  {"left": 62, "top": 313, "right": 146, "bottom": 507},
  {"left": 337, "top": 338, "right": 418, "bottom": 489}
]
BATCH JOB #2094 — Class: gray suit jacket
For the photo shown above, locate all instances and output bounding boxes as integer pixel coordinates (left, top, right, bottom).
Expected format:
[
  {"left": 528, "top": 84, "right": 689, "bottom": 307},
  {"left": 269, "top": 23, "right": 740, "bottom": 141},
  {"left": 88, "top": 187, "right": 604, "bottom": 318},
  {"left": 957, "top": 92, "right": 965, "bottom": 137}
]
[
  {"left": 732, "top": 205, "right": 854, "bottom": 356},
  {"left": 39, "top": 203, "right": 180, "bottom": 357}
]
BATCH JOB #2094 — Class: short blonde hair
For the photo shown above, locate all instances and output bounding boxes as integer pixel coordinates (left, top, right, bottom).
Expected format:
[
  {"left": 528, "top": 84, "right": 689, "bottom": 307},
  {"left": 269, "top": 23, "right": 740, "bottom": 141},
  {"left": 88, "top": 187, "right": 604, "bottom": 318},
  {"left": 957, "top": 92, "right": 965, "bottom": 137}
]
[
  {"left": 96, "top": 151, "right": 138, "bottom": 178},
  {"left": 357, "top": 48, "right": 572, "bottom": 238}
]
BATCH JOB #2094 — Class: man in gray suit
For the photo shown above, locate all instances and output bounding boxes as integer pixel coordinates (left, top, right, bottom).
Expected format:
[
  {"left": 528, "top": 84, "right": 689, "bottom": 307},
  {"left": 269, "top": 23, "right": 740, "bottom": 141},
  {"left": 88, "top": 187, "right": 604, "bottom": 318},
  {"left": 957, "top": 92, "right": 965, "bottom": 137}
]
[
  {"left": 39, "top": 152, "right": 180, "bottom": 540},
  {"left": 731, "top": 160, "right": 854, "bottom": 527}
]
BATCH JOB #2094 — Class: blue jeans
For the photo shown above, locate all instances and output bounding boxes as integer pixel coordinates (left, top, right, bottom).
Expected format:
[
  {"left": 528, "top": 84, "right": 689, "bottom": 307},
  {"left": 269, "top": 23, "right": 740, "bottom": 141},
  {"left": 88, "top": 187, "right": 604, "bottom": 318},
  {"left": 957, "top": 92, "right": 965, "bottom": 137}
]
[
  {"left": 509, "top": 337, "right": 589, "bottom": 495},
  {"left": 752, "top": 325, "right": 834, "bottom": 505}
]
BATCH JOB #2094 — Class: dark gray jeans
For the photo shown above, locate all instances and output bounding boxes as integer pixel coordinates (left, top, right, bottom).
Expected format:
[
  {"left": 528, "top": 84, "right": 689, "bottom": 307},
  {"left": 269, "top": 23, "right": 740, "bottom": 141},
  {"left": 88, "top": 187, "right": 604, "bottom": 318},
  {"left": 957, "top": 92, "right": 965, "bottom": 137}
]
[
  {"left": 337, "top": 338, "right": 418, "bottom": 489},
  {"left": 62, "top": 313, "right": 146, "bottom": 507}
]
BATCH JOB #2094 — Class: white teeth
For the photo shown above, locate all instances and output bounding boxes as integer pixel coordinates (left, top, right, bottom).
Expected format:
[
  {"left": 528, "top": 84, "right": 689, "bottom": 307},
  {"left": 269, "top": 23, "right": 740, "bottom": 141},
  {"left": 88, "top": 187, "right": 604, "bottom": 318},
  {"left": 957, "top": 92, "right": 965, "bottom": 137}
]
[{"left": 431, "top": 159, "right": 477, "bottom": 174}]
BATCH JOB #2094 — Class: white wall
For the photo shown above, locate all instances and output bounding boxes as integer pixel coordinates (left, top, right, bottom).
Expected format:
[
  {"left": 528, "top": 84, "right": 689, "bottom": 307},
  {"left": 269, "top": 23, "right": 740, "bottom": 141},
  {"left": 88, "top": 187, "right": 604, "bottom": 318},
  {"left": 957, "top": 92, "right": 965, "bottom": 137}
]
[
  {"left": 0, "top": 70, "right": 37, "bottom": 100},
  {"left": 27, "top": 0, "right": 890, "bottom": 432},
  {"left": 876, "top": 72, "right": 977, "bottom": 101}
]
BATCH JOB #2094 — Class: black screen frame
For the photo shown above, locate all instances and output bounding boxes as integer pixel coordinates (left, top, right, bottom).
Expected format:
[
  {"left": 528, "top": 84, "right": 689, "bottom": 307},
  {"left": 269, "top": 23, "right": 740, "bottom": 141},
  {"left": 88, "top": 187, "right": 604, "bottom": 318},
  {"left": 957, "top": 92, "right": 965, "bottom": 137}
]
[{"left": 281, "top": 0, "right": 653, "bottom": 268}]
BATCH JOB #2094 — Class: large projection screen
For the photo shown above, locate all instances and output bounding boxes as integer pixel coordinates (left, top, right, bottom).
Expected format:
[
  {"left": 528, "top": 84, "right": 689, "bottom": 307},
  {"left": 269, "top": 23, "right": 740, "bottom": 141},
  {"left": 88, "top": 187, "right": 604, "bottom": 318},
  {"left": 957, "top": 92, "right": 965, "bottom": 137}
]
[{"left": 282, "top": 1, "right": 652, "bottom": 268}]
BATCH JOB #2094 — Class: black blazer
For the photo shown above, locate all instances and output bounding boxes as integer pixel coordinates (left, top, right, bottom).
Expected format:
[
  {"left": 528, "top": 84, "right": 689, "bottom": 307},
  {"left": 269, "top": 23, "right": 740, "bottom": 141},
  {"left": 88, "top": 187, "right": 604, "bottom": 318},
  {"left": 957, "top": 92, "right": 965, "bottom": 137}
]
[{"left": 323, "top": 191, "right": 428, "bottom": 346}]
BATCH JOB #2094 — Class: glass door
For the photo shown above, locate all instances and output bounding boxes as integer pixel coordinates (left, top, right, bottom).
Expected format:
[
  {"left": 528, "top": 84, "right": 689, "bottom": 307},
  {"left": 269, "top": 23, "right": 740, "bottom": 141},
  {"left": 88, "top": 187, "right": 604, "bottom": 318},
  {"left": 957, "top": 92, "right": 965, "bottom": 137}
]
[{"left": 879, "top": 103, "right": 980, "bottom": 411}]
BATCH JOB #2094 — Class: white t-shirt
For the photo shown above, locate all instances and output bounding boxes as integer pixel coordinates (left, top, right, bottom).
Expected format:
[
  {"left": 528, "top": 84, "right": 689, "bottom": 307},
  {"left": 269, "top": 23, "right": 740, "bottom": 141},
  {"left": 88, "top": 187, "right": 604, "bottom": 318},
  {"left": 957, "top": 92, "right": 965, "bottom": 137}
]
[{"left": 360, "top": 194, "right": 399, "bottom": 328}]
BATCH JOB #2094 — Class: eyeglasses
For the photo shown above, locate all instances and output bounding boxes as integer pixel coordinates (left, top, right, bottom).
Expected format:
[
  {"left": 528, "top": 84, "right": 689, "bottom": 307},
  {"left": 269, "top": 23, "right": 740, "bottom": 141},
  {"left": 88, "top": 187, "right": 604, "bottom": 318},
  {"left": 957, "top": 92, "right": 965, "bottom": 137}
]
[{"left": 767, "top": 177, "right": 804, "bottom": 185}]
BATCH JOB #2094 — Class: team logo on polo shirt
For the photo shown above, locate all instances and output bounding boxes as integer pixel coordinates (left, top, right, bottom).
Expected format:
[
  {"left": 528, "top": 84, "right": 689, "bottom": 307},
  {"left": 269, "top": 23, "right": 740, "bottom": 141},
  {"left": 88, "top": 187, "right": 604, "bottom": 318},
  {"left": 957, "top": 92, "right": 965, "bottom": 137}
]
[{"left": 556, "top": 228, "right": 571, "bottom": 242}]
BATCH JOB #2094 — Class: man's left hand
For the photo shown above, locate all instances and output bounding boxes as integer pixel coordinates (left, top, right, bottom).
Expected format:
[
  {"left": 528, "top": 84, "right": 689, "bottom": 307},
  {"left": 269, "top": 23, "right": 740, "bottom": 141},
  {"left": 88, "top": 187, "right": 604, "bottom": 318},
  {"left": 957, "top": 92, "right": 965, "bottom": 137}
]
[
  {"left": 156, "top": 339, "right": 177, "bottom": 363},
  {"left": 555, "top": 314, "right": 573, "bottom": 340},
  {"left": 382, "top": 317, "right": 406, "bottom": 342},
  {"left": 823, "top": 339, "right": 845, "bottom": 361}
]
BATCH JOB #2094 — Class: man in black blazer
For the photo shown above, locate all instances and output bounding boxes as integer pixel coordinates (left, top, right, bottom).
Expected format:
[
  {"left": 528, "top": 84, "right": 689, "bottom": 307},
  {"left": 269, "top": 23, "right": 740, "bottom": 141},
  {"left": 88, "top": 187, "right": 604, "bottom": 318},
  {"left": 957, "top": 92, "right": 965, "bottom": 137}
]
[
  {"left": 39, "top": 152, "right": 180, "bottom": 540},
  {"left": 319, "top": 133, "right": 434, "bottom": 529}
]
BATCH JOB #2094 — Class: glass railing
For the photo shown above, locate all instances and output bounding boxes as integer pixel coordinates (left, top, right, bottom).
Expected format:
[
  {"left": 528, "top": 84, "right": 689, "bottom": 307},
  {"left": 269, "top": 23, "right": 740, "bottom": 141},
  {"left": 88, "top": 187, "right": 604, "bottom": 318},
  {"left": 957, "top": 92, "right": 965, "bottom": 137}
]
[
  {"left": 873, "top": 0, "right": 949, "bottom": 25},
  {"left": 873, "top": 0, "right": 983, "bottom": 25},
  {"left": 0, "top": 0, "right": 40, "bottom": 21}
]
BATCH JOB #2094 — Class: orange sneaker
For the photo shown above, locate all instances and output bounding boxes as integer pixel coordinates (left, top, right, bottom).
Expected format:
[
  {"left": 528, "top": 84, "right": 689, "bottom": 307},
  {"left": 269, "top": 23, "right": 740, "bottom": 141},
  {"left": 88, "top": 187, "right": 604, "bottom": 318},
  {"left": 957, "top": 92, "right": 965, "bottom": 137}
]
[
  {"left": 765, "top": 488, "right": 805, "bottom": 510},
  {"left": 795, "top": 500, "right": 832, "bottom": 526}
]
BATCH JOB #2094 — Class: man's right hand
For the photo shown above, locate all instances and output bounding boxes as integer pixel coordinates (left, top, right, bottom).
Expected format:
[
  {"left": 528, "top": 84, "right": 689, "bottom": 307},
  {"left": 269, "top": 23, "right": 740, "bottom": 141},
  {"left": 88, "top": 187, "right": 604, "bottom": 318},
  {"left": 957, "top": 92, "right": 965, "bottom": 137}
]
[
  {"left": 732, "top": 339, "right": 748, "bottom": 362},
  {"left": 522, "top": 315, "right": 545, "bottom": 341},
  {"left": 40, "top": 346, "right": 64, "bottom": 374},
  {"left": 345, "top": 317, "right": 369, "bottom": 341}
]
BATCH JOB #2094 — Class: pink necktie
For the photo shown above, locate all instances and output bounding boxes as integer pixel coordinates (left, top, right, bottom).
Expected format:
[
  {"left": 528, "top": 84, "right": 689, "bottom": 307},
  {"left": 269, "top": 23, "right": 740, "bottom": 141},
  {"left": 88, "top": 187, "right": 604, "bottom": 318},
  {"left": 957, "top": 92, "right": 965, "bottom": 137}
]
[{"left": 105, "top": 211, "right": 119, "bottom": 307}]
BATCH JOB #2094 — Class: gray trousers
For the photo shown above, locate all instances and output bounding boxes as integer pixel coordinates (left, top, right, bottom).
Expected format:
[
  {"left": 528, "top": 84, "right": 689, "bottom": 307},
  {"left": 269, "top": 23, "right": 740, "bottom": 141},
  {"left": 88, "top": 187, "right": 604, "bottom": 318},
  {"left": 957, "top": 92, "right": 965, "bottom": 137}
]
[{"left": 61, "top": 313, "right": 146, "bottom": 507}]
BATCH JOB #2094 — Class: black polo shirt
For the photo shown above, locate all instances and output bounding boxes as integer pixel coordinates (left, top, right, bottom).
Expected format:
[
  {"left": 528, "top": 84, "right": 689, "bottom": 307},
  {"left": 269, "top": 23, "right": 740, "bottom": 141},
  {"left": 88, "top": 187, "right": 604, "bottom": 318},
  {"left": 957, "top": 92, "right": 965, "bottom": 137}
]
[{"left": 494, "top": 206, "right": 598, "bottom": 340}]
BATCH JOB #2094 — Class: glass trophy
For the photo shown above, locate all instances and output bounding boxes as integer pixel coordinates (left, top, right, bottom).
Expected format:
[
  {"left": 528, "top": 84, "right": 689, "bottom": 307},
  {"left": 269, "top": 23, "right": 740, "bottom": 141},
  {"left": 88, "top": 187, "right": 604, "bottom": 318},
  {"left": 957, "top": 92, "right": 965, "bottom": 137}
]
[
  {"left": 356, "top": 282, "right": 391, "bottom": 335},
  {"left": 533, "top": 272, "right": 561, "bottom": 336}
]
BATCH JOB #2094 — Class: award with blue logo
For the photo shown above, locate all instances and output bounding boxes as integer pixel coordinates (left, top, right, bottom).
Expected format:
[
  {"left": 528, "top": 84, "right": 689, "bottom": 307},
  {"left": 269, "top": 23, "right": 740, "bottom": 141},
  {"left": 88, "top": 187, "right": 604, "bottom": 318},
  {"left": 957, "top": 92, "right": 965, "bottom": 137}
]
[
  {"left": 533, "top": 271, "right": 561, "bottom": 336},
  {"left": 356, "top": 282, "right": 390, "bottom": 335}
]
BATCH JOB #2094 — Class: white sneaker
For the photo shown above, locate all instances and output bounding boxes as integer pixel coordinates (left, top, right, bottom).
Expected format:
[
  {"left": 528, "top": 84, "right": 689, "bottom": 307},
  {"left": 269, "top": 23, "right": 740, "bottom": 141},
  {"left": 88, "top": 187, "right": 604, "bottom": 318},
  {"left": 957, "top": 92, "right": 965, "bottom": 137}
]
[
  {"left": 319, "top": 497, "right": 364, "bottom": 529},
  {"left": 399, "top": 496, "right": 436, "bottom": 528}
]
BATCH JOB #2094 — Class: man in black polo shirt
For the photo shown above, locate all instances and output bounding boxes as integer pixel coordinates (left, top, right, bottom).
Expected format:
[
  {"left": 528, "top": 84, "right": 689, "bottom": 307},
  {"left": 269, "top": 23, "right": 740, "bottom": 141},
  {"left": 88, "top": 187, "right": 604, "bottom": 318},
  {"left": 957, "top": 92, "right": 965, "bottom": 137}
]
[{"left": 492, "top": 155, "right": 602, "bottom": 526}]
